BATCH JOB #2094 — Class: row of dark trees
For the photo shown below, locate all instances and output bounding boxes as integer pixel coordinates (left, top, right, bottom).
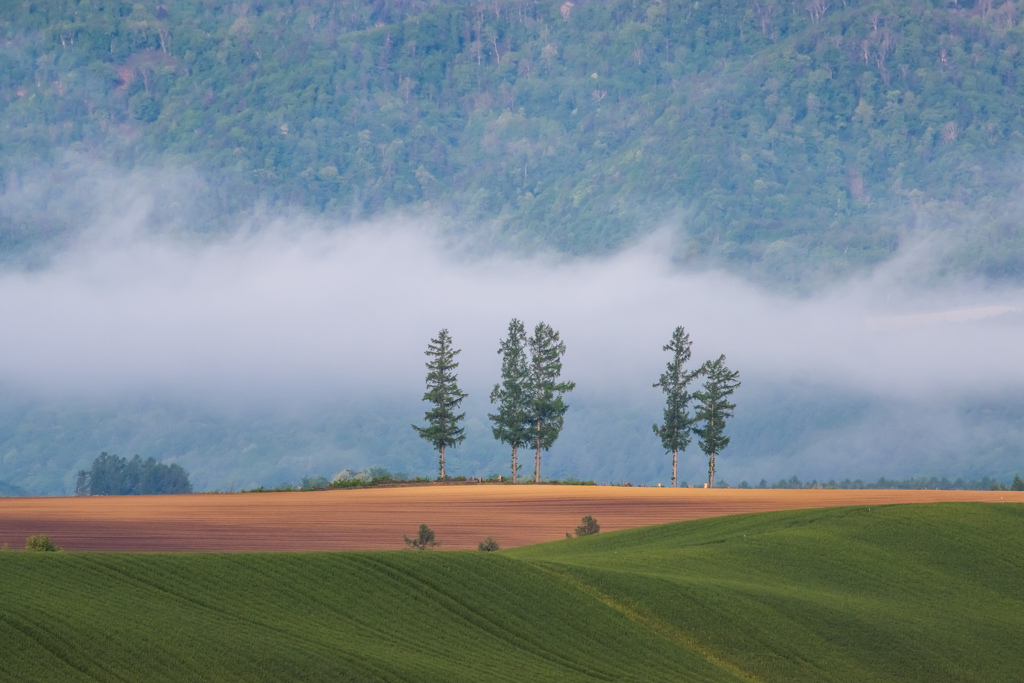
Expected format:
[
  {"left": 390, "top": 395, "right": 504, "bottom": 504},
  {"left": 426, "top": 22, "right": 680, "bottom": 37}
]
[
  {"left": 75, "top": 452, "right": 192, "bottom": 496},
  {"left": 413, "top": 322, "right": 739, "bottom": 487},
  {"left": 652, "top": 327, "right": 740, "bottom": 488},
  {"left": 412, "top": 321, "right": 575, "bottom": 482}
]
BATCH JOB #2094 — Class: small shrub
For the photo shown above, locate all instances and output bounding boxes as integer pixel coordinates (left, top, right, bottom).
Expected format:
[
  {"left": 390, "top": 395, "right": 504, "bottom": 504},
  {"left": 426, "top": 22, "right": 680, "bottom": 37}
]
[
  {"left": 300, "top": 476, "right": 331, "bottom": 491},
  {"left": 0, "top": 542, "right": 10, "bottom": 552},
  {"left": 477, "top": 537, "right": 500, "bottom": 552},
  {"left": 367, "top": 467, "right": 392, "bottom": 480},
  {"left": 574, "top": 516, "right": 600, "bottom": 537},
  {"left": 330, "top": 468, "right": 395, "bottom": 490},
  {"left": 25, "top": 535, "right": 61, "bottom": 552},
  {"left": 404, "top": 524, "right": 439, "bottom": 550}
]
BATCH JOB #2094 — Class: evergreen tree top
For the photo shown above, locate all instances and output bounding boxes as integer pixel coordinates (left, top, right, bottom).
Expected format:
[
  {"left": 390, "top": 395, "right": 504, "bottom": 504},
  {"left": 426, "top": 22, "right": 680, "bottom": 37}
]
[
  {"left": 653, "top": 326, "right": 699, "bottom": 455},
  {"left": 413, "top": 329, "right": 467, "bottom": 456},
  {"left": 489, "top": 319, "right": 533, "bottom": 451}
]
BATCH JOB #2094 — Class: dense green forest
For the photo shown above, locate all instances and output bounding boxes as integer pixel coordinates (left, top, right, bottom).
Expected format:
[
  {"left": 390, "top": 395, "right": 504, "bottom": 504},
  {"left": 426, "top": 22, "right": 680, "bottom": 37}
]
[
  {"left": 2, "top": 0, "right": 1023, "bottom": 283},
  {"left": 2, "top": 1, "right": 1023, "bottom": 495}
]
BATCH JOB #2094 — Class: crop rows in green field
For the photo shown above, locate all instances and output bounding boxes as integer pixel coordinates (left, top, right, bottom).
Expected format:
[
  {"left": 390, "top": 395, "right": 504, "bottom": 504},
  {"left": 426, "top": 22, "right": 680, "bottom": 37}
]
[{"left": 3, "top": 503, "right": 1023, "bottom": 682}]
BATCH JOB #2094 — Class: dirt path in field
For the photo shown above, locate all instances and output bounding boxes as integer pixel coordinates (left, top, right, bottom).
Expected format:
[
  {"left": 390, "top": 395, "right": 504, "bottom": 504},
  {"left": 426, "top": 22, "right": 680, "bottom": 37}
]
[{"left": 1, "top": 486, "right": 1020, "bottom": 552}]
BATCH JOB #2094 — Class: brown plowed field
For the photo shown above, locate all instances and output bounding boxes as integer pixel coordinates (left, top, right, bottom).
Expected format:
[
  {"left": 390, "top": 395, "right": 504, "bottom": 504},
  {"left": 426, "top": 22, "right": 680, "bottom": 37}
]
[{"left": 2, "top": 486, "right": 1020, "bottom": 552}]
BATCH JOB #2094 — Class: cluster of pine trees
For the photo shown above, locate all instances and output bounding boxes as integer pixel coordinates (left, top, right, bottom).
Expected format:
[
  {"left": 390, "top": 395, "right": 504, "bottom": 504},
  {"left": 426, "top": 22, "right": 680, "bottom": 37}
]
[
  {"left": 412, "top": 323, "right": 739, "bottom": 487},
  {"left": 411, "top": 321, "right": 575, "bottom": 482},
  {"left": 652, "top": 327, "right": 741, "bottom": 488},
  {"left": 75, "top": 452, "right": 192, "bottom": 496}
]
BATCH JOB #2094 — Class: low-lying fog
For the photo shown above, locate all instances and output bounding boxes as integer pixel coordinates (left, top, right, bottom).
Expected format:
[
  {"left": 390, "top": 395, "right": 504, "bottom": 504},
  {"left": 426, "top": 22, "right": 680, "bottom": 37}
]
[{"left": 1, "top": 187, "right": 1022, "bottom": 492}]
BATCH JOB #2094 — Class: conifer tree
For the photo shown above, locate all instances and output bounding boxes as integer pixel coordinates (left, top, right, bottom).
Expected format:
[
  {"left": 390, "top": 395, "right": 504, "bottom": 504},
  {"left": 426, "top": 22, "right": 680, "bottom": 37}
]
[
  {"left": 652, "top": 326, "right": 700, "bottom": 488},
  {"left": 693, "top": 355, "right": 741, "bottom": 489},
  {"left": 489, "top": 319, "right": 533, "bottom": 483},
  {"left": 412, "top": 329, "right": 467, "bottom": 479},
  {"left": 527, "top": 322, "right": 575, "bottom": 483}
]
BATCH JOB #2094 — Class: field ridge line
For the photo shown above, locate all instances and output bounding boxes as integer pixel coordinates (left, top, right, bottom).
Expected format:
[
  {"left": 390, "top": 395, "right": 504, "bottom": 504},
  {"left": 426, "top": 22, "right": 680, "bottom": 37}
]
[{"left": 527, "top": 561, "right": 762, "bottom": 683}]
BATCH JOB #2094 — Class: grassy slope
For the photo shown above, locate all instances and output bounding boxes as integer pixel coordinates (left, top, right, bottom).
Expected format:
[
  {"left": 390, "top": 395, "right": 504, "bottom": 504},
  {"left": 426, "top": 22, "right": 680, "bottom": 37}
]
[
  {"left": 2, "top": 503, "right": 1021, "bottom": 681},
  {"left": 0, "top": 552, "right": 734, "bottom": 682},
  {"left": 510, "top": 502, "right": 1024, "bottom": 682}
]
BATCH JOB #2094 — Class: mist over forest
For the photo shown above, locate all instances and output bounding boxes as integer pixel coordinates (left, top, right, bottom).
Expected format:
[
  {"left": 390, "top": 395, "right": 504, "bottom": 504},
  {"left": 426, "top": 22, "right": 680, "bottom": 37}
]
[{"left": 1, "top": 0, "right": 1023, "bottom": 494}]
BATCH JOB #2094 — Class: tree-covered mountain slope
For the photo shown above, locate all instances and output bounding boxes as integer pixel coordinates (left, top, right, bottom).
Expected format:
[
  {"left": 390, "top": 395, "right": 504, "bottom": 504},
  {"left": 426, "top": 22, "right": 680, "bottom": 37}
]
[{"left": 3, "top": 0, "right": 1023, "bottom": 282}]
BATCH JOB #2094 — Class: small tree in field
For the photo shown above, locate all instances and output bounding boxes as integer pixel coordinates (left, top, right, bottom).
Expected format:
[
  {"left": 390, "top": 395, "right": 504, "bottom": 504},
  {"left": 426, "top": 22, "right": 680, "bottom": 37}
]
[
  {"left": 489, "top": 319, "right": 534, "bottom": 483},
  {"left": 574, "top": 516, "right": 600, "bottom": 537},
  {"left": 25, "top": 535, "right": 61, "bottom": 552},
  {"left": 693, "top": 355, "right": 741, "bottom": 489},
  {"left": 477, "top": 536, "right": 500, "bottom": 551},
  {"left": 653, "top": 326, "right": 700, "bottom": 488},
  {"left": 412, "top": 329, "right": 467, "bottom": 479},
  {"left": 527, "top": 322, "right": 575, "bottom": 483},
  {"left": 405, "top": 524, "right": 439, "bottom": 550}
]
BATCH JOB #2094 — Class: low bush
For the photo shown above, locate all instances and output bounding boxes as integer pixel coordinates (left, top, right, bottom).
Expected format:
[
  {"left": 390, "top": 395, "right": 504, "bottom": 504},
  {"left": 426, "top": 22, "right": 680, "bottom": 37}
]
[
  {"left": 331, "top": 468, "right": 396, "bottom": 489},
  {"left": 25, "top": 535, "right": 61, "bottom": 552},
  {"left": 404, "top": 524, "right": 439, "bottom": 551},
  {"left": 300, "top": 476, "right": 331, "bottom": 491},
  {"left": 331, "top": 474, "right": 395, "bottom": 489},
  {"left": 574, "top": 516, "right": 600, "bottom": 537},
  {"left": 478, "top": 537, "right": 500, "bottom": 552}
]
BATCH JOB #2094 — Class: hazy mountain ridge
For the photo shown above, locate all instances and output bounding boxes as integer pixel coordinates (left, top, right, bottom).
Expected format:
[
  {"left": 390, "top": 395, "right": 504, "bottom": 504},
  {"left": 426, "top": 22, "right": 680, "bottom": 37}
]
[
  {"left": 2, "top": 1, "right": 1024, "bottom": 495},
  {"left": 3, "top": 0, "right": 1023, "bottom": 282}
]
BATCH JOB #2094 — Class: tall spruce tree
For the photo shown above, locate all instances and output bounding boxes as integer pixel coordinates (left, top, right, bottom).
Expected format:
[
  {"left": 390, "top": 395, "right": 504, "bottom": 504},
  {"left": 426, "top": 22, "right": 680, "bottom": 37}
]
[
  {"left": 489, "top": 319, "right": 533, "bottom": 483},
  {"left": 412, "top": 329, "right": 467, "bottom": 479},
  {"left": 527, "top": 322, "right": 575, "bottom": 483},
  {"left": 652, "top": 326, "right": 700, "bottom": 488},
  {"left": 693, "top": 355, "right": 741, "bottom": 489}
]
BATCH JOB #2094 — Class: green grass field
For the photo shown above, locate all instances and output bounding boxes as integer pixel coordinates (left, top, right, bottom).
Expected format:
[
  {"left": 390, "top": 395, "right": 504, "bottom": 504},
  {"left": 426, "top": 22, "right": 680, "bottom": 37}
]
[{"left": 2, "top": 503, "right": 1022, "bottom": 682}]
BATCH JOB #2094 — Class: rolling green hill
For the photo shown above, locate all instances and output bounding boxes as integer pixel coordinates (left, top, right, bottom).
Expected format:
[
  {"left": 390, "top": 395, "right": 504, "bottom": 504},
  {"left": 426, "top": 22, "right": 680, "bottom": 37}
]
[
  {"left": 3, "top": 0, "right": 1024, "bottom": 282},
  {"left": 510, "top": 501, "right": 1024, "bottom": 682},
  {"left": 2, "top": 503, "right": 1022, "bottom": 681}
]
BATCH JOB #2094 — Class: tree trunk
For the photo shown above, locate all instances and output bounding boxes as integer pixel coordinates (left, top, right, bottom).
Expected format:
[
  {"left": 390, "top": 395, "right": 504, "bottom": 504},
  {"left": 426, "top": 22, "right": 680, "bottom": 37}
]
[
  {"left": 672, "top": 449, "right": 678, "bottom": 488},
  {"left": 707, "top": 414, "right": 715, "bottom": 488},
  {"left": 535, "top": 421, "right": 542, "bottom": 483},
  {"left": 511, "top": 445, "right": 518, "bottom": 484},
  {"left": 439, "top": 444, "right": 446, "bottom": 480}
]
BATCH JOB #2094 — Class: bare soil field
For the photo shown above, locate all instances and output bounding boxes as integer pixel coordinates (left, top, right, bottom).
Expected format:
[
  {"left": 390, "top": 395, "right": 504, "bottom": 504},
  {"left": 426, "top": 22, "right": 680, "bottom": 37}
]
[{"left": 1, "top": 485, "right": 1021, "bottom": 551}]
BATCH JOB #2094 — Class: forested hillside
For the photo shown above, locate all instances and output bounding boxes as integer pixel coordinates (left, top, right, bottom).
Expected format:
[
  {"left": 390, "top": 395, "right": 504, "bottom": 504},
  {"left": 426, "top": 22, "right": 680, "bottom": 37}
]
[{"left": 3, "top": 0, "right": 1023, "bottom": 282}]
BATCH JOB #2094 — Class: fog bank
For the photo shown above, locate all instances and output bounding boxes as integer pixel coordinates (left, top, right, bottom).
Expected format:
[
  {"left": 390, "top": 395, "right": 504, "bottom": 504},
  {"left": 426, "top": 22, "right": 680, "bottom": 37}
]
[
  {"left": 1, "top": 197, "right": 1023, "bottom": 492},
  {"left": 0, "top": 221, "right": 1021, "bottom": 405}
]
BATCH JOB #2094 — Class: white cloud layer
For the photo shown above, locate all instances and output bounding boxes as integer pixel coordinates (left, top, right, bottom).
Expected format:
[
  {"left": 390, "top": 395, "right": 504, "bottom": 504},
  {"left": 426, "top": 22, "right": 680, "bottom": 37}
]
[{"left": 0, "top": 218, "right": 1021, "bottom": 408}]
